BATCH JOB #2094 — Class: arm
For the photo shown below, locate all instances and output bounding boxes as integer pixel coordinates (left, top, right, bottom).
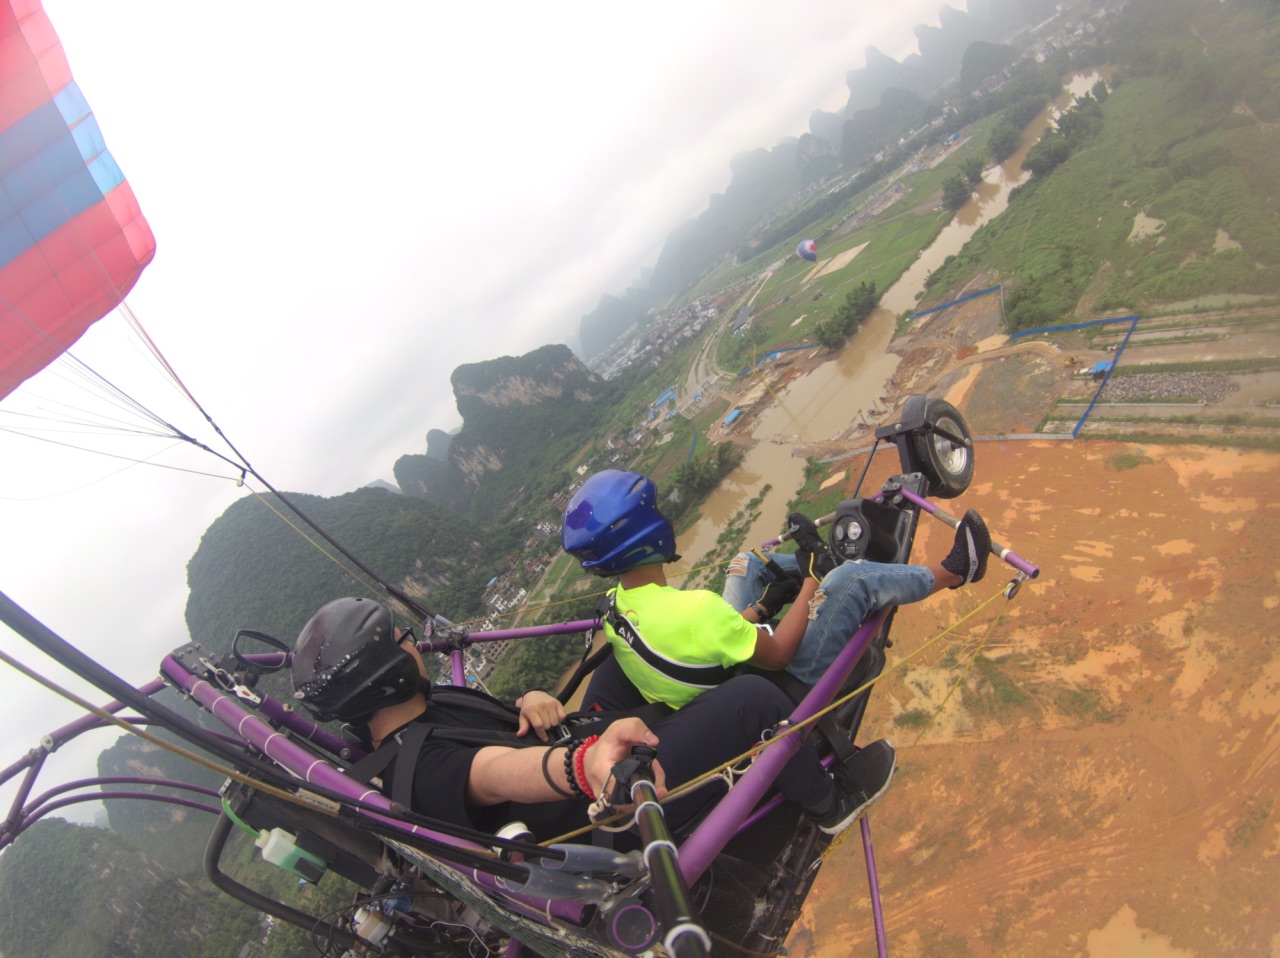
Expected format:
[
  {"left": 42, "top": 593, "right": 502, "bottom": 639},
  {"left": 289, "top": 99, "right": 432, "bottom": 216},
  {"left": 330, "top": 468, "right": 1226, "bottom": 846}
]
[
  {"left": 466, "top": 718, "right": 665, "bottom": 806},
  {"left": 747, "top": 577, "right": 819, "bottom": 670}
]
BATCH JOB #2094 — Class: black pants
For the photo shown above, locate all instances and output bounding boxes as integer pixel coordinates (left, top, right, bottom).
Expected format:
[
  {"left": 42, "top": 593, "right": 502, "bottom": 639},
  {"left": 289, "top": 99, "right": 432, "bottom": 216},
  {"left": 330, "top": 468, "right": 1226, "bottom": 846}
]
[{"left": 586, "top": 661, "right": 832, "bottom": 827}]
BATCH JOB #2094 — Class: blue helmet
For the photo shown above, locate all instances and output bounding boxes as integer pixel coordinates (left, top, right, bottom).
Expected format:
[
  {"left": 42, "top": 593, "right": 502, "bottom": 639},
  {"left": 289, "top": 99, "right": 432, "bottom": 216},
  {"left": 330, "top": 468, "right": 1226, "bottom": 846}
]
[{"left": 562, "top": 470, "right": 676, "bottom": 576}]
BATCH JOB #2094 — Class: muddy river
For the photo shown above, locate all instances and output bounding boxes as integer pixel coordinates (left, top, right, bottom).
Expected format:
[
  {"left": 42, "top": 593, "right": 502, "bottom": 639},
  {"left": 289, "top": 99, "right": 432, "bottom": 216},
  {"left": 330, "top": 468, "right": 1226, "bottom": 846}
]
[{"left": 672, "top": 70, "right": 1107, "bottom": 568}]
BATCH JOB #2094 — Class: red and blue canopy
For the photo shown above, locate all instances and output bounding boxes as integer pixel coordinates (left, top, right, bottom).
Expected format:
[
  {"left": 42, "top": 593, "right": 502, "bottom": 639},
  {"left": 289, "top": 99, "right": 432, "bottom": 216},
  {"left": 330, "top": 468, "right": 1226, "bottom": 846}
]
[{"left": 0, "top": 0, "right": 155, "bottom": 400}]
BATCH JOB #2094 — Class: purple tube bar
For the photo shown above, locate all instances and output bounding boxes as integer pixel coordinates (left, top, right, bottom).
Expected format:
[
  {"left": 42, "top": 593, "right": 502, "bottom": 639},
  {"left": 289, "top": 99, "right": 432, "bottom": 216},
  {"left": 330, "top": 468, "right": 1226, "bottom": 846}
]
[
  {"left": 19, "top": 792, "right": 219, "bottom": 834},
  {"left": 25, "top": 775, "right": 220, "bottom": 814},
  {"left": 256, "top": 695, "right": 362, "bottom": 760},
  {"left": 861, "top": 817, "right": 889, "bottom": 958},
  {"left": 160, "top": 654, "right": 587, "bottom": 928},
  {"left": 418, "top": 619, "right": 597, "bottom": 654},
  {"left": 678, "top": 609, "right": 890, "bottom": 884},
  {"left": 897, "top": 488, "right": 1039, "bottom": 579},
  {"left": 761, "top": 491, "right": 1040, "bottom": 580},
  {"left": 4, "top": 680, "right": 169, "bottom": 838},
  {"left": 2, "top": 755, "right": 46, "bottom": 849},
  {"left": 0, "top": 678, "right": 167, "bottom": 789}
]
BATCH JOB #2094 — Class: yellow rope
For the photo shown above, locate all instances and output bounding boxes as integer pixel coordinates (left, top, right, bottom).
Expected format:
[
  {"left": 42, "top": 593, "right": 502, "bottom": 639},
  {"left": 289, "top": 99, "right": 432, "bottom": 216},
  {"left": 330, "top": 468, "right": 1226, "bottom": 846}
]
[
  {"left": 241, "top": 482, "right": 384, "bottom": 602},
  {"left": 177, "top": 480, "right": 1025, "bottom": 847},
  {"left": 710, "top": 931, "right": 784, "bottom": 957}
]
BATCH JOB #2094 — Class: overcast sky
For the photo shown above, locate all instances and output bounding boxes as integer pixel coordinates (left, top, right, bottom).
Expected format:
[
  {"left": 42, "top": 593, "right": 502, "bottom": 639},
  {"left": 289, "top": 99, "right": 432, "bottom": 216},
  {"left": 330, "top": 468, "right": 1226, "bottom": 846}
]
[{"left": 0, "top": 0, "right": 957, "bottom": 819}]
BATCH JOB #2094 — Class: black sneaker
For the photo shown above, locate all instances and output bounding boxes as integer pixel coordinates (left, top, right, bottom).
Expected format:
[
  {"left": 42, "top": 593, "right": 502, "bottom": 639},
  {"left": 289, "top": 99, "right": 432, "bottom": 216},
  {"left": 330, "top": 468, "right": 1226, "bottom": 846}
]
[
  {"left": 940, "top": 509, "right": 991, "bottom": 588},
  {"left": 815, "top": 739, "right": 896, "bottom": 836}
]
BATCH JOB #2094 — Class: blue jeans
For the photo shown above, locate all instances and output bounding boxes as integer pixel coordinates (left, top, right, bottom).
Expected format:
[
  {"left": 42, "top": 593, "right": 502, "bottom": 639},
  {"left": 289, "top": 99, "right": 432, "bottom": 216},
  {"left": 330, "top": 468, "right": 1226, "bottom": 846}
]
[{"left": 722, "top": 551, "right": 934, "bottom": 687}]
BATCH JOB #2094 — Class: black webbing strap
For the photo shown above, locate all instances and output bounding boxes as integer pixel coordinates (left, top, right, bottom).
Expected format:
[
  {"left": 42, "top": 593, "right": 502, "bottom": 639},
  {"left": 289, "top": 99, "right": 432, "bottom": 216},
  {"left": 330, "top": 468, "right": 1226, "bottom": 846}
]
[
  {"left": 600, "top": 591, "right": 741, "bottom": 690},
  {"left": 557, "top": 640, "right": 614, "bottom": 706},
  {"left": 759, "top": 667, "right": 858, "bottom": 766},
  {"left": 344, "top": 739, "right": 401, "bottom": 786},
  {"left": 344, "top": 718, "right": 524, "bottom": 810},
  {"left": 391, "top": 721, "right": 433, "bottom": 808}
]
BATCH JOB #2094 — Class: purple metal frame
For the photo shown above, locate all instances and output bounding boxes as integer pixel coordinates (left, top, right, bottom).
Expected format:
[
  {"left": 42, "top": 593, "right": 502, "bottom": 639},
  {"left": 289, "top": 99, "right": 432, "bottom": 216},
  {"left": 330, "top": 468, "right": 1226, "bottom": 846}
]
[
  {"left": 159, "top": 653, "right": 590, "bottom": 928},
  {"left": 1, "top": 495, "right": 1040, "bottom": 956},
  {"left": 739, "top": 488, "right": 1038, "bottom": 955},
  {"left": 128, "top": 625, "right": 881, "bottom": 950},
  {"left": 169, "top": 607, "right": 900, "bottom": 949},
  {"left": 898, "top": 489, "right": 1039, "bottom": 579}
]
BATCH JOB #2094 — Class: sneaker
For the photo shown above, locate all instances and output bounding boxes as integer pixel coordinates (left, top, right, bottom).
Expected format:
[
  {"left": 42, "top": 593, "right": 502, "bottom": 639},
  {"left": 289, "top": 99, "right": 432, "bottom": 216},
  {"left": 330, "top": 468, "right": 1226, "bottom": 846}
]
[
  {"left": 940, "top": 509, "right": 991, "bottom": 588},
  {"left": 815, "top": 739, "right": 897, "bottom": 836}
]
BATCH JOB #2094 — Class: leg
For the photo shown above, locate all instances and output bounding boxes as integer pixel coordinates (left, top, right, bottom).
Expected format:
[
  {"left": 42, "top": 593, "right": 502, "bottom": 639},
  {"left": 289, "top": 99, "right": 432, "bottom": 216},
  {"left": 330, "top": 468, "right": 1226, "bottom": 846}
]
[
  {"left": 722, "top": 550, "right": 802, "bottom": 613},
  {"left": 651, "top": 675, "right": 832, "bottom": 830},
  {"left": 784, "top": 561, "right": 935, "bottom": 687}
]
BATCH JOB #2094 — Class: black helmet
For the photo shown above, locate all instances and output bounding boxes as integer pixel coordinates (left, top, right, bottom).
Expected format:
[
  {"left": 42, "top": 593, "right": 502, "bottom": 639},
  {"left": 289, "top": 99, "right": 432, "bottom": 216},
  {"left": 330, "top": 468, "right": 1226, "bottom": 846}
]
[{"left": 290, "top": 597, "right": 422, "bottom": 723}]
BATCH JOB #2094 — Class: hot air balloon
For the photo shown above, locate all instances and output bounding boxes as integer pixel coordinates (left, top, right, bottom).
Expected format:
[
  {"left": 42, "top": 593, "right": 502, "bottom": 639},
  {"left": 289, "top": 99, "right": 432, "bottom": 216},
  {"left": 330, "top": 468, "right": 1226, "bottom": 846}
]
[
  {"left": 0, "top": 0, "right": 156, "bottom": 401},
  {"left": 796, "top": 239, "right": 817, "bottom": 262}
]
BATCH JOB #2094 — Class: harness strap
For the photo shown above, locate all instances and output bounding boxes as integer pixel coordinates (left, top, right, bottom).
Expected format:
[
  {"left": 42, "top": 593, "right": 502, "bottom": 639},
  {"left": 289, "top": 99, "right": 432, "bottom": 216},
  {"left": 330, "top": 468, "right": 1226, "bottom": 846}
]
[
  {"left": 344, "top": 739, "right": 401, "bottom": 785},
  {"left": 600, "top": 591, "right": 741, "bottom": 690},
  {"left": 391, "top": 720, "right": 433, "bottom": 808},
  {"left": 757, "top": 658, "right": 875, "bottom": 766},
  {"left": 557, "top": 640, "right": 614, "bottom": 706}
]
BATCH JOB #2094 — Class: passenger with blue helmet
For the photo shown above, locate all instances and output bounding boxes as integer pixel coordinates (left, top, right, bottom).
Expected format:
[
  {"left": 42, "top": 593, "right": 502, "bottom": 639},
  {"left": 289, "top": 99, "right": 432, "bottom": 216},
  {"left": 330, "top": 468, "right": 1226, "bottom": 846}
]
[
  {"left": 562, "top": 469, "right": 990, "bottom": 709},
  {"left": 561, "top": 469, "right": 993, "bottom": 828}
]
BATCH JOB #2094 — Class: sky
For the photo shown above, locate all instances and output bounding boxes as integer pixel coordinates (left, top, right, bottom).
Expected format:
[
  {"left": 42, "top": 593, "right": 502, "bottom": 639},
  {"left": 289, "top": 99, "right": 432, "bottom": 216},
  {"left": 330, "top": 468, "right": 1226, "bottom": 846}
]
[{"left": 0, "top": 0, "right": 957, "bottom": 821}]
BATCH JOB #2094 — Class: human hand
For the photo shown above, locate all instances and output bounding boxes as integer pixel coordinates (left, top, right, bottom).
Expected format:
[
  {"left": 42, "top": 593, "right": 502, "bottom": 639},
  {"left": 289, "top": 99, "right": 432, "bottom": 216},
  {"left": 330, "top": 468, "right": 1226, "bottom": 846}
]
[
  {"left": 787, "top": 512, "right": 837, "bottom": 581},
  {"left": 515, "top": 689, "right": 566, "bottom": 741},
  {"left": 752, "top": 553, "right": 803, "bottom": 619},
  {"left": 586, "top": 718, "right": 668, "bottom": 803}
]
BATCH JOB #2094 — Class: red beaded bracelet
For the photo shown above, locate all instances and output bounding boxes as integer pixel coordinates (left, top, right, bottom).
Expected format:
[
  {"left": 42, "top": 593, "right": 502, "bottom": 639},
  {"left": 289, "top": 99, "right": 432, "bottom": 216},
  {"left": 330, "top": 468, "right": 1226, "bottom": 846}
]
[{"left": 573, "top": 734, "right": 600, "bottom": 801}]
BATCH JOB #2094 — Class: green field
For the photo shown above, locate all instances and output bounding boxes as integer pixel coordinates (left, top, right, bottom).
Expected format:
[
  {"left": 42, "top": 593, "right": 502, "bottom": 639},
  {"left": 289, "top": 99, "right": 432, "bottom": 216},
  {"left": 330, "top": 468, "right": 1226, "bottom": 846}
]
[{"left": 920, "top": 1, "right": 1280, "bottom": 327}]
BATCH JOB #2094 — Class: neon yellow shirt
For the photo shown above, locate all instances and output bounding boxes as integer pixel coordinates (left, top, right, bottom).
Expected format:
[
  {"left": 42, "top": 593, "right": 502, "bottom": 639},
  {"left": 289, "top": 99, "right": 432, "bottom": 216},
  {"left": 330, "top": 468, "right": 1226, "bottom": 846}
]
[{"left": 603, "top": 582, "right": 760, "bottom": 708}]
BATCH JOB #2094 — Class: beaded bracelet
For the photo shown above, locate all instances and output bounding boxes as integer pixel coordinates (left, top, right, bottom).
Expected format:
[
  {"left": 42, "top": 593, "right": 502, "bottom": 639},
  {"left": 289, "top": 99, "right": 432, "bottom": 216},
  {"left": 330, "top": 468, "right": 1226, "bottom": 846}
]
[
  {"left": 573, "top": 734, "right": 601, "bottom": 801},
  {"left": 541, "top": 745, "right": 574, "bottom": 799},
  {"left": 563, "top": 740, "right": 589, "bottom": 800}
]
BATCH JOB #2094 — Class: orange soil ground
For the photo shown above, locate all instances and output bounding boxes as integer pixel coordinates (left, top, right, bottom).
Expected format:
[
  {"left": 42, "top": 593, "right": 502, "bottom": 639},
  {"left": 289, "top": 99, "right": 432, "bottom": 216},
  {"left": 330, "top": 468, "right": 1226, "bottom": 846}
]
[{"left": 786, "top": 440, "right": 1280, "bottom": 958}]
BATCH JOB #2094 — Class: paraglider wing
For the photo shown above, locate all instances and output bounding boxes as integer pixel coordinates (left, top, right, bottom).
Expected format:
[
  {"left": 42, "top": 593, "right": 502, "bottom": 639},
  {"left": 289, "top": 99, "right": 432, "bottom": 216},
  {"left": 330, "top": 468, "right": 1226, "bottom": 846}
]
[
  {"left": 0, "top": 0, "right": 155, "bottom": 401},
  {"left": 796, "top": 239, "right": 817, "bottom": 262}
]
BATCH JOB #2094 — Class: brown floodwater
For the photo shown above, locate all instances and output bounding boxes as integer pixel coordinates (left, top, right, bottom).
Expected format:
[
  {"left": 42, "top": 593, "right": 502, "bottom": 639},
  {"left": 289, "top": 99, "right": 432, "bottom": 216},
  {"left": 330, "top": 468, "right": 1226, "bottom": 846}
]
[{"left": 671, "top": 70, "right": 1109, "bottom": 569}]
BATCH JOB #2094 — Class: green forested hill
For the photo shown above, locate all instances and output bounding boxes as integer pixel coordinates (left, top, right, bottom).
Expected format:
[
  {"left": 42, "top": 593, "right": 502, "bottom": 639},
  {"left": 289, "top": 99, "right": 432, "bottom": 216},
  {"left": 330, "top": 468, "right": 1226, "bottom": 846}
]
[
  {"left": 426, "top": 344, "right": 620, "bottom": 523},
  {"left": 184, "top": 485, "right": 492, "bottom": 656},
  {"left": 578, "top": 292, "right": 650, "bottom": 362},
  {"left": 0, "top": 818, "right": 257, "bottom": 958},
  {"left": 96, "top": 721, "right": 227, "bottom": 878},
  {"left": 921, "top": 0, "right": 1280, "bottom": 325}
]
